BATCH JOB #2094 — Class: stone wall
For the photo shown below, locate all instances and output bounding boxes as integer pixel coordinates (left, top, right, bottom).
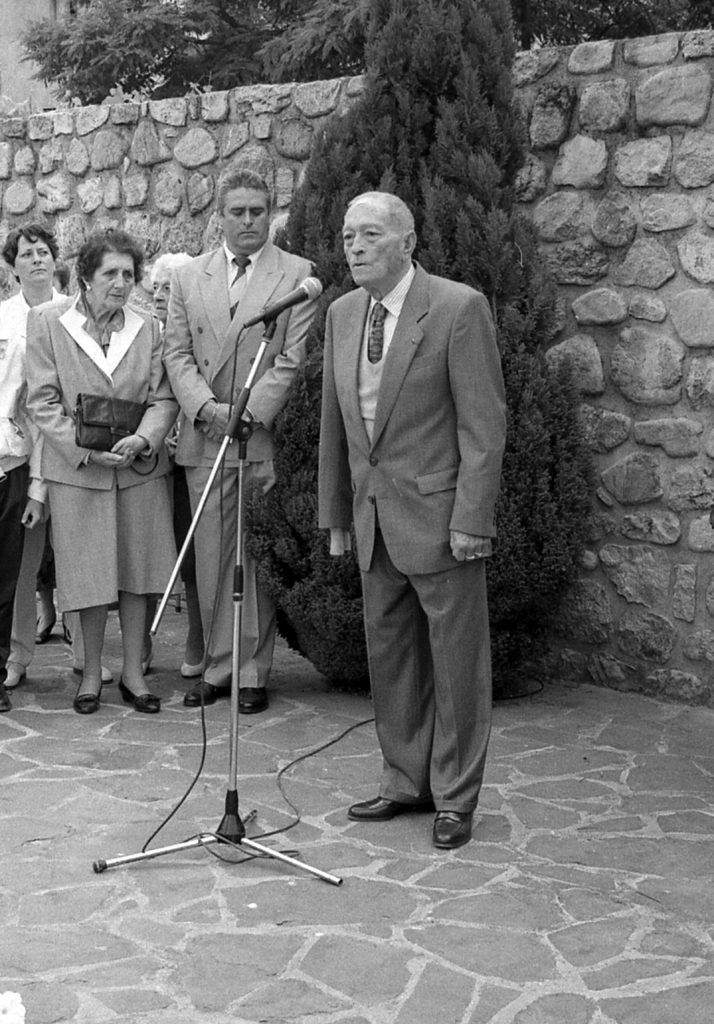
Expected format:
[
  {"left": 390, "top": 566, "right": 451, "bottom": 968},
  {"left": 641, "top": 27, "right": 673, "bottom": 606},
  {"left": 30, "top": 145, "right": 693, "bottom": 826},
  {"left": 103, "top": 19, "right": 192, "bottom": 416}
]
[
  {"left": 4, "top": 33, "right": 714, "bottom": 705},
  {"left": 516, "top": 31, "right": 714, "bottom": 706},
  {"left": 0, "top": 77, "right": 364, "bottom": 265}
]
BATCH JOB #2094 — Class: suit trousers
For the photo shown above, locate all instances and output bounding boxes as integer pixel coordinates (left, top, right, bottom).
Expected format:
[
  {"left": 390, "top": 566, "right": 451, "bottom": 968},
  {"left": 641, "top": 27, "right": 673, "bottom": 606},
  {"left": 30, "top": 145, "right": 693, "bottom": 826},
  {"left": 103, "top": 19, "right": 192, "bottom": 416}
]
[
  {"left": 0, "top": 464, "right": 28, "bottom": 677},
  {"left": 7, "top": 517, "right": 46, "bottom": 671},
  {"left": 185, "top": 461, "right": 276, "bottom": 690},
  {"left": 361, "top": 529, "right": 492, "bottom": 814}
]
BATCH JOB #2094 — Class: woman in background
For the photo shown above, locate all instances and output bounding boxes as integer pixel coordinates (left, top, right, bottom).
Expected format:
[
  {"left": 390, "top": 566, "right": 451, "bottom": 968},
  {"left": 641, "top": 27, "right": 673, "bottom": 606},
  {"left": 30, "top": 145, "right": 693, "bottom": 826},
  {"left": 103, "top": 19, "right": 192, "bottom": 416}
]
[{"left": 26, "top": 228, "right": 177, "bottom": 715}]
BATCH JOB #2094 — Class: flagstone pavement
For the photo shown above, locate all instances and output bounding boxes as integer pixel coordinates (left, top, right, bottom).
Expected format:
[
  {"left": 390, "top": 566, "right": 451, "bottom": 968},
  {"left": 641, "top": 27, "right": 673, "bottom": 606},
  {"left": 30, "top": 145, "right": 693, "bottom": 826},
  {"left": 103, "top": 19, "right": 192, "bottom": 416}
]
[{"left": 0, "top": 605, "right": 712, "bottom": 1024}]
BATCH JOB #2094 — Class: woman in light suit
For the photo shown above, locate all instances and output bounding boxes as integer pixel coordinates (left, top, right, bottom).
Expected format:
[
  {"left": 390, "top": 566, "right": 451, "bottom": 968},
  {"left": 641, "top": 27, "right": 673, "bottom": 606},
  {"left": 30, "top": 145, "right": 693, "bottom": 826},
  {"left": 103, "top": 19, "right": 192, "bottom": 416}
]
[{"left": 26, "top": 229, "right": 178, "bottom": 715}]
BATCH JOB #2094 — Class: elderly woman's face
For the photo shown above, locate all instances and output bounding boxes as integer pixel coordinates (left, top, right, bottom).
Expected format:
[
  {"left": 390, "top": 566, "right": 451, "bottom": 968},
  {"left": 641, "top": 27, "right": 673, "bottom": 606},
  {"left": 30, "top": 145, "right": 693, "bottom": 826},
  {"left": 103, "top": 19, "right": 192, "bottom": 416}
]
[
  {"left": 152, "top": 269, "right": 172, "bottom": 324},
  {"left": 86, "top": 251, "right": 135, "bottom": 316}
]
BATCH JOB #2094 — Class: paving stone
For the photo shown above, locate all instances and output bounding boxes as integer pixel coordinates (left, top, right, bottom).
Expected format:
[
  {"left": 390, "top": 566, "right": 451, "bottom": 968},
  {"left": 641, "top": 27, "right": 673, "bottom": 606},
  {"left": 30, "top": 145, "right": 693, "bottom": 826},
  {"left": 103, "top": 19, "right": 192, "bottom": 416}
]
[
  {"left": 601, "top": 982, "right": 714, "bottom": 1024},
  {"left": 395, "top": 962, "right": 477, "bottom": 1023},
  {"left": 235, "top": 977, "right": 348, "bottom": 1019},
  {"left": 406, "top": 923, "right": 557, "bottom": 981},
  {"left": 512, "top": 994, "right": 594, "bottom": 1024}
]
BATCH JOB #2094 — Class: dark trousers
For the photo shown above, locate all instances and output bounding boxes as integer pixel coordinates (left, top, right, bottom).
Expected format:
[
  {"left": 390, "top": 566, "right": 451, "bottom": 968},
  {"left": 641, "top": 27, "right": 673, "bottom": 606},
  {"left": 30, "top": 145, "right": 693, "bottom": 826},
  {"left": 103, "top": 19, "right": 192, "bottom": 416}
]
[
  {"left": 361, "top": 529, "right": 492, "bottom": 814},
  {"left": 0, "top": 464, "right": 28, "bottom": 679}
]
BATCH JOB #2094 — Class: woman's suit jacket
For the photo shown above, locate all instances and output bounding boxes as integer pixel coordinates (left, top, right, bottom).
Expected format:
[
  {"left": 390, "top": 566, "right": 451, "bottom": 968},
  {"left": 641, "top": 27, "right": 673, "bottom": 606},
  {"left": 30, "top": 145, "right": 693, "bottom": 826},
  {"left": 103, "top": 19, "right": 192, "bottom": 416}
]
[{"left": 26, "top": 296, "right": 177, "bottom": 490}]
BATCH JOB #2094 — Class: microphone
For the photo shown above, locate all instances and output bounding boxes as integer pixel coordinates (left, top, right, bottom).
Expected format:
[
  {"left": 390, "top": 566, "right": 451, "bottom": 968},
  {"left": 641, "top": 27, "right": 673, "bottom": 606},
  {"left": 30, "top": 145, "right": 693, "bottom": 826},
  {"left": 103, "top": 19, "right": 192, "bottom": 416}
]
[{"left": 242, "top": 277, "right": 323, "bottom": 328}]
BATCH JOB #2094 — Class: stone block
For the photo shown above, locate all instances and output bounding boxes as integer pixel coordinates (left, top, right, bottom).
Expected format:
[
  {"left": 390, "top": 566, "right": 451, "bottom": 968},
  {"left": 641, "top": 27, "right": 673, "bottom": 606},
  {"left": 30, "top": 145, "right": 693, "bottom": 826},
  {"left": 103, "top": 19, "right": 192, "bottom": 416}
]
[
  {"left": 545, "top": 239, "right": 609, "bottom": 285},
  {"left": 621, "top": 510, "right": 681, "bottom": 545},
  {"left": 123, "top": 170, "right": 149, "bottom": 208},
  {"left": 616, "top": 609, "right": 676, "bottom": 663},
  {"left": 154, "top": 167, "right": 184, "bottom": 216},
  {"left": 187, "top": 171, "right": 214, "bottom": 214},
  {"left": 568, "top": 40, "right": 616, "bottom": 74},
  {"left": 674, "top": 129, "right": 714, "bottom": 187},
  {"left": 90, "top": 129, "right": 127, "bottom": 171},
  {"left": 52, "top": 110, "right": 73, "bottom": 136},
  {"left": 600, "top": 452, "right": 663, "bottom": 504},
  {"left": 572, "top": 288, "right": 627, "bottom": 325},
  {"left": 623, "top": 33, "right": 680, "bottom": 67},
  {"left": 123, "top": 211, "right": 161, "bottom": 258},
  {"left": 641, "top": 193, "right": 695, "bottom": 233},
  {"left": 103, "top": 174, "right": 122, "bottom": 210},
  {"left": 689, "top": 514, "right": 714, "bottom": 551},
  {"left": 557, "top": 579, "right": 613, "bottom": 643},
  {"left": 160, "top": 216, "right": 206, "bottom": 256},
  {"left": 628, "top": 291, "right": 667, "bottom": 322},
  {"left": 610, "top": 329, "right": 683, "bottom": 405},
  {"left": 0, "top": 143, "right": 11, "bottom": 179},
  {"left": 274, "top": 118, "right": 313, "bottom": 160},
  {"left": 201, "top": 91, "right": 230, "bottom": 123},
  {"left": 633, "top": 417, "right": 703, "bottom": 457},
  {"left": 149, "top": 98, "right": 187, "bottom": 127},
  {"left": 109, "top": 102, "right": 140, "bottom": 125},
  {"left": 552, "top": 134, "right": 607, "bottom": 189},
  {"left": 683, "top": 629, "right": 714, "bottom": 662},
  {"left": 635, "top": 65, "right": 712, "bottom": 128},
  {"left": 514, "top": 154, "right": 547, "bottom": 203},
  {"left": 294, "top": 79, "right": 342, "bottom": 117},
  {"left": 673, "top": 564, "right": 696, "bottom": 622},
  {"left": 578, "top": 79, "right": 630, "bottom": 132},
  {"left": 529, "top": 83, "right": 576, "bottom": 149},
  {"left": 580, "top": 404, "right": 630, "bottom": 452},
  {"left": 532, "top": 191, "right": 592, "bottom": 241},
  {"left": 54, "top": 213, "right": 87, "bottom": 257},
  {"left": 669, "top": 463, "right": 714, "bottom": 511},
  {"left": 612, "top": 238, "right": 675, "bottom": 289},
  {"left": 614, "top": 136, "right": 671, "bottom": 187},
  {"left": 173, "top": 127, "right": 218, "bottom": 168},
  {"left": 275, "top": 166, "right": 294, "bottom": 208},
  {"left": 66, "top": 137, "right": 90, "bottom": 176},
  {"left": 645, "top": 668, "right": 709, "bottom": 703},
  {"left": 678, "top": 229, "right": 714, "bottom": 284},
  {"left": 230, "top": 82, "right": 294, "bottom": 116},
  {"left": 221, "top": 123, "right": 250, "bottom": 159},
  {"left": 599, "top": 544, "right": 671, "bottom": 607},
  {"left": 76, "top": 177, "right": 103, "bottom": 214},
  {"left": 75, "top": 104, "right": 110, "bottom": 136},
  {"left": 670, "top": 289, "right": 714, "bottom": 347},
  {"left": 2, "top": 180, "right": 34, "bottom": 215},
  {"left": 13, "top": 146, "right": 35, "bottom": 175},
  {"left": 0, "top": 118, "right": 26, "bottom": 138},
  {"left": 27, "top": 114, "right": 53, "bottom": 141},
  {"left": 36, "top": 172, "right": 71, "bottom": 214},
  {"left": 130, "top": 120, "right": 172, "bottom": 166},
  {"left": 682, "top": 29, "right": 714, "bottom": 59},
  {"left": 222, "top": 141, "right": 275, "bottom": 189},
  {"left": 513, "top": 49, "right": 561, "bottom": 86},
  {"left": 38, "top": 138, "right": 64, "bottom": 175},
  {"left": 592, "top": 192, "right": 637, "bottom": 247},
  {"left": 546, "top": 334, "right": 604, "bottom": 394},
  {"left": 251, "top": 113, "right": 272, "bottom": 140},
  {"left": 686, "top": 355, "right": 714, "bottom": 409}
]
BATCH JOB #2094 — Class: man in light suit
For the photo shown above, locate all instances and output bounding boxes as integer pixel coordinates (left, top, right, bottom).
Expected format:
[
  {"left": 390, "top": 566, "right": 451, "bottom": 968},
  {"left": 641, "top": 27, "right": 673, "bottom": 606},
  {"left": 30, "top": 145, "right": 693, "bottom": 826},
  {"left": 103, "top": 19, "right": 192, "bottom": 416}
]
[
  {"left": 319, "top": 192, "right": 506, "bottom": 849},
  {"left": 164, "top": 167, "right": 318, "bottom": 713}
]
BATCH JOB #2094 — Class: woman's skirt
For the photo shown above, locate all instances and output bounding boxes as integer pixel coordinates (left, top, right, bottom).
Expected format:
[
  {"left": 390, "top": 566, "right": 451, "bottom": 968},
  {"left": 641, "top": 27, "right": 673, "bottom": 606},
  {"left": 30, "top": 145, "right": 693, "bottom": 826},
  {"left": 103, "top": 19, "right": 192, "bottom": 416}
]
[{"left": 48, "top": 476, "right": 177, "bottom": 612}]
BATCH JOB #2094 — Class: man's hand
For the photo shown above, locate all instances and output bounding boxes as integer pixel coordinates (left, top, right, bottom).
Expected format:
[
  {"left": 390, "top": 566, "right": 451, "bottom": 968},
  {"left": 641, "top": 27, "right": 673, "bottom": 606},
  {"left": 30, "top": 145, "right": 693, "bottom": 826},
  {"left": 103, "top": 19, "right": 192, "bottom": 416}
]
[
  {"left": 450, "top": 531, "right": 492, "bottom": 561},
  {"left": 329, "top": 528, "right": 351, "bottom": 556},
  {"left": 21, "top": 498, "right": 45, "bottom": 529},
  {"left": 198, "top": 400, "right": 230, "bottom": 441}
]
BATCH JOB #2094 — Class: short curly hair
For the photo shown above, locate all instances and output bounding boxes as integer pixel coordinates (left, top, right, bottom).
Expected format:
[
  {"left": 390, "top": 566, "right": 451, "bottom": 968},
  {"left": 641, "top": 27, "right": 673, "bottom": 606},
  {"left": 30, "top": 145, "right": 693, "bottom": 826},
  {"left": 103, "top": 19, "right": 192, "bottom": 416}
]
[
  {"left": 76, "top": 228, "right": 144, "bottom": 291},
  {"left": 2, "top": 222, "right": 58, "bottom": 268}
]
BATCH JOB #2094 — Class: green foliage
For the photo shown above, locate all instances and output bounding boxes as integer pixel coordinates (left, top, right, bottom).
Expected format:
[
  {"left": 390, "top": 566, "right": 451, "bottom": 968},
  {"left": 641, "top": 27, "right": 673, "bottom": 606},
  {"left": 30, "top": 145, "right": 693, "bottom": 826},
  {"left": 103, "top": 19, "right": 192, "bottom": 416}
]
[{"left": 247, "top": 0, "right": 593, "bottom": 695}]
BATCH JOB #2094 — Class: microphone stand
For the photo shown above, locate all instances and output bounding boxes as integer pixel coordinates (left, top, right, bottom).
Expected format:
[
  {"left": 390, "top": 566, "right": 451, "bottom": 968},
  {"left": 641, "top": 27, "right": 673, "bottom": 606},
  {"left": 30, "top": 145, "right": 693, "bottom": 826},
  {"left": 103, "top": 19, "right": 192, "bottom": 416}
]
[{"left": 93, "top": 319, "right": 342, "bottom": 887}]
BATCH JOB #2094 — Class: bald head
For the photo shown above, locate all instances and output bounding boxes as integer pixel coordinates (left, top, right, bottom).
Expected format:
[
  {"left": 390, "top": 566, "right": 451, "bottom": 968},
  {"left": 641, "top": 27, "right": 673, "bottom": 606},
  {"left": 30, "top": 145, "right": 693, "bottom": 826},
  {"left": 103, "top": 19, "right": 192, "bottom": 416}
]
[{"left": 343, "top": 191, "right": 416, "bottom": 299}]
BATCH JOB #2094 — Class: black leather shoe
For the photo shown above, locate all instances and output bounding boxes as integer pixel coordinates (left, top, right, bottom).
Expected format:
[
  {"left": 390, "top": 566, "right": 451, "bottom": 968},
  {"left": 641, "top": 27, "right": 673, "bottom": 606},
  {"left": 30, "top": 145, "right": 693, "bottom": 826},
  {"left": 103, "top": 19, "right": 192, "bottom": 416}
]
[
  {"left": 348, "top": 796, "right": 434, "bottom": 821},
  {"left": 432, "top": 811, "right": 473, "bottom": 850},
  {"left": 0, "top": 682, "right": 11, "bottom": 713},
  {"left": 238, "top": 687, "right": 268, "bottom": 714},
  {"left": 183, "top": 681, "right": 231, "bottom": 707},
  {"left": 73, "top": 683, "right": 101, "bottom": 715},
  {"left": 118, "top": 679, "right": 160, "bottom": 714}
]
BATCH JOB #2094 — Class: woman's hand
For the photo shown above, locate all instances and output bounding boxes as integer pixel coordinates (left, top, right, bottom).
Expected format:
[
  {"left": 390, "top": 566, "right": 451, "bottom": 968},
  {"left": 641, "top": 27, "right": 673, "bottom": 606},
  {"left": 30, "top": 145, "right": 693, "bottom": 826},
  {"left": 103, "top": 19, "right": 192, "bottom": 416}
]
[
  {"left": 111, "top": 433, "right": 148, "bottom": 468},
  {"left": 21, "top": 498, "right": 45, "bottom": 529}
]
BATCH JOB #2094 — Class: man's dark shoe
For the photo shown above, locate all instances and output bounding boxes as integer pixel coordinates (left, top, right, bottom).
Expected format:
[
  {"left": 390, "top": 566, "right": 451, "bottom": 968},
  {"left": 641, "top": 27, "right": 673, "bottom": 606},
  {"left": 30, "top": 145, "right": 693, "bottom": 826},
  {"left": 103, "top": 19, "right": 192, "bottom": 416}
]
[
  {"left": 183, "top": 682, "right": 231, "bottom": 707},
  {"left": 0, "top": 681, "right": 12, "bottom": 713},
  {"left": 238, "top": 687, "right": 268, "bottom": 714},
  {"left": 348, "top": 796, "right": 434, "bottom": 821},
  {"left": 432, "top": 811, "right": 473, "bottom": 850}
]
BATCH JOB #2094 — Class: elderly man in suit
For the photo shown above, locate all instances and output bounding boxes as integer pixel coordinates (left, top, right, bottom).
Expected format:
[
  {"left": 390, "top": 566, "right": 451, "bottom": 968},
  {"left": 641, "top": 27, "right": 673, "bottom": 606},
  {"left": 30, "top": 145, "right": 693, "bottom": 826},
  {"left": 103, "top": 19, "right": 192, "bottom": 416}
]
[
  {"left": 164, "top": 166, "right": 318, "bottom": 714},
  {"left": 319, "top": 191, "right": 506, "bottom": 849}
]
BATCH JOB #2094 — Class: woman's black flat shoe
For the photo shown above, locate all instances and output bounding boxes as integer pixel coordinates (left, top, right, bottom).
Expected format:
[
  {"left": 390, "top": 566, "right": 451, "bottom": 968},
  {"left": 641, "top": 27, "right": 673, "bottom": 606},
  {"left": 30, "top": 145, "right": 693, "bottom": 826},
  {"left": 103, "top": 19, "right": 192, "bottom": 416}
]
[
  {"left": 118, "top": 679, "right": 160, "bottom": 714},
  {"left": 73, "top": 685, "right": 101, "bottom": 715}
]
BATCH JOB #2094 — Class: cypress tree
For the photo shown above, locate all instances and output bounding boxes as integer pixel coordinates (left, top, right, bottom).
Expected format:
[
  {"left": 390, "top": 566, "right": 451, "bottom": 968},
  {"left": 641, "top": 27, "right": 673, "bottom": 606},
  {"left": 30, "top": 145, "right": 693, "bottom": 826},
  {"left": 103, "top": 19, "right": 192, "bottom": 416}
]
[{"left": 247, "top": 0, "right": 592, "bottom": 694}]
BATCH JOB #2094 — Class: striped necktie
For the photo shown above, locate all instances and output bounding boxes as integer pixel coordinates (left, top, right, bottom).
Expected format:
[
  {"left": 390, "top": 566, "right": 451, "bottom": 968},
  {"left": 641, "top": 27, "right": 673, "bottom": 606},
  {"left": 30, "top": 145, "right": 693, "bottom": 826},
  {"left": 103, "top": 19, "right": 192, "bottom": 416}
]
[
  {"left": 368, "top": 302, "right": 387, "bottom": 364},
  {"left": 229, "top": 254, "right": 250, "bottom": 318}
]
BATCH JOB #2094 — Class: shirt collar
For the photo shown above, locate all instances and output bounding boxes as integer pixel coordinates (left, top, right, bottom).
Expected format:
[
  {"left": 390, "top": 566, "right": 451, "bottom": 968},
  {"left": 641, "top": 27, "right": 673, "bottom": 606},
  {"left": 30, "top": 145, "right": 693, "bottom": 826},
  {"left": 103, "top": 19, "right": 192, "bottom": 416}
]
[
  {"left": 223, "top": 241, "right": 266, "bottom": 269},
  {"left": 368, "top": 263, "right": 416, "bottom": 319}
]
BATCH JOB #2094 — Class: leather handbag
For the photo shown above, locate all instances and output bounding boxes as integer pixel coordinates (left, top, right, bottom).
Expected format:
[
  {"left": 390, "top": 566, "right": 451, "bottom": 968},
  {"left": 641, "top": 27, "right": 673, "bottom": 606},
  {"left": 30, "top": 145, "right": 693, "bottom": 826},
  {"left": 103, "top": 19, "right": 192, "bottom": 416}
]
[{"left": 74, "top": 393, "right": 146, "bottom": 452}]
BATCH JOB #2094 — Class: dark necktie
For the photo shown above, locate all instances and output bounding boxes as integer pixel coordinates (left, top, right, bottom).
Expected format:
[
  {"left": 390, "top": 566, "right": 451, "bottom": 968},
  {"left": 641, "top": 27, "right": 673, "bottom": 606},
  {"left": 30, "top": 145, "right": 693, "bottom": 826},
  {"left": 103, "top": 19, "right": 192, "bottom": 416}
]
[
  {"left": 368, "top": 302, "right": 387, "bottom": 364},
  {"left": 229, "top": 254, "right": 250, "bottom": 318}
]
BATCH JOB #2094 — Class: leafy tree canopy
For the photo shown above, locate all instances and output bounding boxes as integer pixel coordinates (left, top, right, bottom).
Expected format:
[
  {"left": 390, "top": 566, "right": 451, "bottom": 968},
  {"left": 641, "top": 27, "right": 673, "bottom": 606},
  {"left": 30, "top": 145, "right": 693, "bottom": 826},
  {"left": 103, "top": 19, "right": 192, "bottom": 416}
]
[{"left": 22, "top": 0, "right": 714, "bottom": 104}]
